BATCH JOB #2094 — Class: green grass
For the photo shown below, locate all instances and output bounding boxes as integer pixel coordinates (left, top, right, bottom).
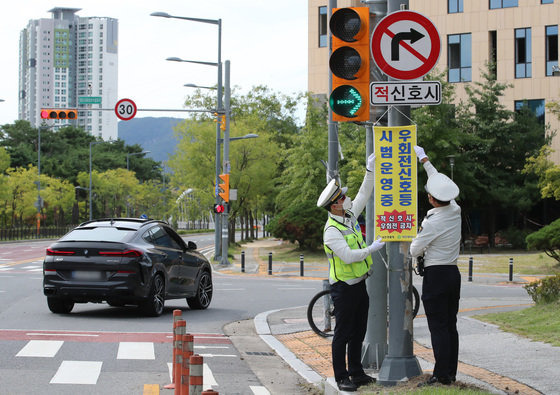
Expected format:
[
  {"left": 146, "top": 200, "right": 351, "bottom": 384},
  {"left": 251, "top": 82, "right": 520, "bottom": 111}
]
[
  {"left": 357, "top": 374, "right": 494, "bottom": 394},
  {"left": 458, "top": 253, "right": 560, "bottom": 275},
  {"left": 476, "top": 300, "right": 560, "bottom": 347}
]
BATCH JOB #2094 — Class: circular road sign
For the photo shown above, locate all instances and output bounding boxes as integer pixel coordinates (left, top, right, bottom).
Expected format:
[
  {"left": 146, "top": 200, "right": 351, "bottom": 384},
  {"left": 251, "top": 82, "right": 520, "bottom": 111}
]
[
  {"left": 371, "top": 10, "right": 440, "bottom": 80},
  {"left": 115, "top": 98, "right": 137, "bottom": 121}
]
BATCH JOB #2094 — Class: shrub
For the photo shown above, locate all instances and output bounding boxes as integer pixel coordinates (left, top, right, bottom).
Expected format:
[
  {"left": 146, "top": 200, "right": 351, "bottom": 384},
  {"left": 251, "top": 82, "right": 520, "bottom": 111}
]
[
  {"left": 266, "top": 200, "right": 325, "bottom": 251},
  {"left": 526, "top": 218, "right": 560, "bottom": 265},
  {"left": 524, "top": 274, "right": 560, "bottom": 304}
]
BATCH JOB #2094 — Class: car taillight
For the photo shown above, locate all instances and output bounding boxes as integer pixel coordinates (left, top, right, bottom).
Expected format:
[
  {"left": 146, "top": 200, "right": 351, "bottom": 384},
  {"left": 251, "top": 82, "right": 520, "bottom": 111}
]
[
  {"left": 99, "top": 249, "right": 143, "bottom": 258},
  {"left": 46, "top": 248, "right": 75, "bottom": 256}
]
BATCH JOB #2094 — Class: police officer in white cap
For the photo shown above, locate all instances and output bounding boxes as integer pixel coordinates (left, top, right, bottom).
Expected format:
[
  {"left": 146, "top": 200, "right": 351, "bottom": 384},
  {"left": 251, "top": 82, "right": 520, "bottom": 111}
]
[
  {"left": 317, "top": 153, "right": 385, "bottom": 392},
  {"left": 411, "top": 145, "right": 461, "bottom": 387}
]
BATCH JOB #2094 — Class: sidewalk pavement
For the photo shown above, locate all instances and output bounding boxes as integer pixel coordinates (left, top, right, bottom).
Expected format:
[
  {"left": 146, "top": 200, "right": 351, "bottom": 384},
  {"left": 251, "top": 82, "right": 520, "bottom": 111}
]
[{"left": 214, "top": 238, "right": 560, "bottom": 394}]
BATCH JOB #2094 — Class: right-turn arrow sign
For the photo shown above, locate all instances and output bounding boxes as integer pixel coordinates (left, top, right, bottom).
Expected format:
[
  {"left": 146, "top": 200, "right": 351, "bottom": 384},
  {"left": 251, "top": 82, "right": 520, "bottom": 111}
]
[{"left": 371, "top": 10, "right": 440, "bottom": 80}]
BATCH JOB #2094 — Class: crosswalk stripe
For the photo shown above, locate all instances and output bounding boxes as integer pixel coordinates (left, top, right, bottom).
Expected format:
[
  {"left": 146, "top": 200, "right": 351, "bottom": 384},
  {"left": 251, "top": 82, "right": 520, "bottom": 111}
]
[
  {"left": 16, "top": 340, "right": 63, "bottom": 357},
  {"left": 203, "top": 363, "right": 218, "bottom": 386},
  {"left": 250, "top": 386, "right": 271, "bottom": 395},
  {"left": 50, "top": 360, "right": 103, "bottom": 384},
  {"left": 117, "top": 342, "right": 155, "bottom": 360}
]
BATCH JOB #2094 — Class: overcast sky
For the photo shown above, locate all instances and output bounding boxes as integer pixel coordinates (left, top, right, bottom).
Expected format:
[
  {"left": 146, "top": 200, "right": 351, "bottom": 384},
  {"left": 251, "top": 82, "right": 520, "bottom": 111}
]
[{"left": 0, "top": 1, "right": 308, "bottom": 125}]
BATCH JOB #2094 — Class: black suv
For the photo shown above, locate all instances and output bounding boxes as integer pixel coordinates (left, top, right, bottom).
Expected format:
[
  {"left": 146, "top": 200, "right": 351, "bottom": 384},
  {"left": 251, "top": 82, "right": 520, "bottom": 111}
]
[{"left": 43, "top": 218, "right": 213, "bottom": 316}]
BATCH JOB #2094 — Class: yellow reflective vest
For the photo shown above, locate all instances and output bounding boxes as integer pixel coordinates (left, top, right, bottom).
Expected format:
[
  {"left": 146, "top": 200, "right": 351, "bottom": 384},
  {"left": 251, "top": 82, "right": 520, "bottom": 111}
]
[{"left": 324, "top": 217, "right": 372, "bottom": 283}]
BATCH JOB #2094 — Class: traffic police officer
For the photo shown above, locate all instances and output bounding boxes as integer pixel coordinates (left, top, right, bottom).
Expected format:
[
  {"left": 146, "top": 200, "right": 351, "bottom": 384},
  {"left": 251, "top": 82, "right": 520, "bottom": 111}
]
[
  {"left": 410, "top": 145, "right": 461, "bottom": 386},
  {"left": 317, "top": 153, "right": 385, "bottom": 392}
]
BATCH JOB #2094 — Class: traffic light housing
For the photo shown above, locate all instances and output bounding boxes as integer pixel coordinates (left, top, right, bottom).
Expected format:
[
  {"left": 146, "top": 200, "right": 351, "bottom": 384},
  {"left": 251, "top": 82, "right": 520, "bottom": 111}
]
[
  {"left": 213, "top": 204, "right": 225, "bottom": 214},
  {"left": 40, "top": 109, "right": 78, "bottom": 120},
  {"left": 218, "top": 173, "right": 230, "bottom": 203},
  {"left": 329, "top": 7, "right": 370, "bottom": 122}
]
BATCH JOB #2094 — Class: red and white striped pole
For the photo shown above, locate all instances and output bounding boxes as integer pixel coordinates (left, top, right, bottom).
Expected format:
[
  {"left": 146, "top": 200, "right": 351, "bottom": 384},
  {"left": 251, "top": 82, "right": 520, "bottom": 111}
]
[
  {"left": 165, "top": 310, "right": 184, "bottom": 390},
  {"left": 189, "top": 354, "right": 204, "bottom": 395},
  {"left": 179, "top": 333, "right": 194, "bottom": 395}
]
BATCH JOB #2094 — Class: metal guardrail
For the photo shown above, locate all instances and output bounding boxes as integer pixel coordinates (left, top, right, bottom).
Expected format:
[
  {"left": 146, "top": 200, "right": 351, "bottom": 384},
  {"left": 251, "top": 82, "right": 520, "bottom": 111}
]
[{"left": 0, "top": 226, "right": 72, "bottom": 241}]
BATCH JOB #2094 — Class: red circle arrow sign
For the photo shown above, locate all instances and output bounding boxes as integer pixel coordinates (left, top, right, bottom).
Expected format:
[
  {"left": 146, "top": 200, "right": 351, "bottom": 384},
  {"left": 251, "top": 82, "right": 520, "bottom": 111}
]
[{"left": 371, "top": 10, "right": 440, "bottom": 80}]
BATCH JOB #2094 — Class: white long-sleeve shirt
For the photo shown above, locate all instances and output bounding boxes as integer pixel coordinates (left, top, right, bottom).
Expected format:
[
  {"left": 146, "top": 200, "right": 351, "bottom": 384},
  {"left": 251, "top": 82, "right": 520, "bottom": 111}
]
[
  {"left": 410, "top": 161, "right": 461, "bottom": 267},
  {"left": 323, "top": 170, "right": 374, "bottom": 284}
]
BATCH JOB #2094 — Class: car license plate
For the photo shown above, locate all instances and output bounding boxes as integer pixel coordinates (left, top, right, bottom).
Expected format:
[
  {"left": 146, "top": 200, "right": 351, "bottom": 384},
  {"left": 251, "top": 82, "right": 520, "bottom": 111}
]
[{"left": 73, "top": 271, "right": 102, "bottom": 280}]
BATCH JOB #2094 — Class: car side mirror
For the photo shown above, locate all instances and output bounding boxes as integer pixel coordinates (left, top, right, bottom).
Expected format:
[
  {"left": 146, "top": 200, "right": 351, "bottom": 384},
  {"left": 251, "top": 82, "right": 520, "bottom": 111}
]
[{"left": 187, "top": 241, "right": 197, "bottom": 250}]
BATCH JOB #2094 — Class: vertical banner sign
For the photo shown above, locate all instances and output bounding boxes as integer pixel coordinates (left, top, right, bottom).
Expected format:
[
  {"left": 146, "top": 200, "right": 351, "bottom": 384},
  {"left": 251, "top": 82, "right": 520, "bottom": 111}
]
[{"left": 374, "top": 125, "right": 417, "bottom": 241}]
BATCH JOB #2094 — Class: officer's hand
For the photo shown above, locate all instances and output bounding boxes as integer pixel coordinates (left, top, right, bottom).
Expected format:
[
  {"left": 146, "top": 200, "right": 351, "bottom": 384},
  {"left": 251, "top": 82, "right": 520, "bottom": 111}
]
[
  {"left": 366, "top": 153, "right": 376, "bottom": 172},
  {"left": 367, "top": 237, "right": 385, "bottom": 253},
  {"left": 414, "top": 145, "right": 428, "bottom": 162}
]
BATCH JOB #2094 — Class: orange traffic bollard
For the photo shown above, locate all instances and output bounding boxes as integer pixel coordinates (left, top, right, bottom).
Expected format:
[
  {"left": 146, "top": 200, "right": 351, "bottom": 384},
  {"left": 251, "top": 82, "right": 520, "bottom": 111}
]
[
  {"left": 179, "top": 333, "right": 194, "bottom": 395},
  {"left": 189, "top": 354, "right": 204, "bottom": 395},
  {"left": 165, "top": 310, "right": 184, "bottom": 390},
  {"left": 173, "top": 320, "right": 186, "bottom": 395}
]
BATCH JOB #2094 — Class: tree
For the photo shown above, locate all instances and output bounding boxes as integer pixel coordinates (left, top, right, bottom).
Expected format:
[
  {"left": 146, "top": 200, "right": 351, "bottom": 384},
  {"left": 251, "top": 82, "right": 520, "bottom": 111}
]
[
  {"left": 453, "top": 64, "right": 548, "bottom": 241},
  {"left": 267, "top": 201, "right": 325, "bottom": 250},
  {"left": 526, "top": 218, "right": 560, "bottom": 265}
]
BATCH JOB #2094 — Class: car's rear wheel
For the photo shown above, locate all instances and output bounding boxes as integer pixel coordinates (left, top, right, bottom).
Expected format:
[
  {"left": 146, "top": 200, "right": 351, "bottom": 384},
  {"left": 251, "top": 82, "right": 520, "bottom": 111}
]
[
  {"left": 187, "top": 271, "right": 212, "bottom": 310},
  {"left": 47, "top": 297, "right": 74, "bottom": 314},
  {"left": 140, "top": 274, "right": 165, "bottom": 316}
]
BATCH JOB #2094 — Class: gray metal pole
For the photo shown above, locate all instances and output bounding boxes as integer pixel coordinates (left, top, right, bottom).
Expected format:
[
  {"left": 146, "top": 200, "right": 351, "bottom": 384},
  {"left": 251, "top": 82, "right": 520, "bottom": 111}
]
[
  {"left": 377, "top": 0, "right": 422, "bottom": 385},
  {"left": 363, "top": 0, "right": 388, "bottom": 371},
  {"left": 220, "top": 60, "right": 231, "bottom": 266},
  {"left": 327, "top": 0, "right": 338, "bottom": 183},
  {"left": 214, "top": 19, "right": 223, "bottom": 261}
]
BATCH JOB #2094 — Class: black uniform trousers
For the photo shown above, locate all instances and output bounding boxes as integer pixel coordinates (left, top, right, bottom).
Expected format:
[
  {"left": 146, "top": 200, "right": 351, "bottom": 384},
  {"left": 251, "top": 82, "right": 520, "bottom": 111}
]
[
  {"left": 421, "top": 264, "right": 461, "bottom": 380},
  {"left": 330, "top": 279, "right": 369, "bottom": 382}
]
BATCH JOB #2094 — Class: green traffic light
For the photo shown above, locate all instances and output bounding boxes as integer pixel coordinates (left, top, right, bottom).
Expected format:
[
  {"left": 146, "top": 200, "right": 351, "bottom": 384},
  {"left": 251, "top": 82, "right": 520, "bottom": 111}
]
[{"left": 329, "top": 85, "right": 363, "bottom": 118}]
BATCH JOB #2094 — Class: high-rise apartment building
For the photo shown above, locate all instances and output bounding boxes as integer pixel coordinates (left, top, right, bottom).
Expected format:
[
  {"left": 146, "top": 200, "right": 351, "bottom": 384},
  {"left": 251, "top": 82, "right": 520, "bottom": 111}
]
[
  {"left": 19, "top": 7, "right": 118, "bottom": 140},
  {"left": 308, "top": 0, "right": 560, "bottom": 164}
]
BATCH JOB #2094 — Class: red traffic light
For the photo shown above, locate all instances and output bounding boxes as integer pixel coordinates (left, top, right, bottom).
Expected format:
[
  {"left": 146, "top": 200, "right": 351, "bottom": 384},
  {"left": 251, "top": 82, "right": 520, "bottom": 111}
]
[
  {"left": 213, "top": 204, "right": 225, "bottom": 214},
  {"left": 40, "top": 109, "right": 77, "bottom": 120}
]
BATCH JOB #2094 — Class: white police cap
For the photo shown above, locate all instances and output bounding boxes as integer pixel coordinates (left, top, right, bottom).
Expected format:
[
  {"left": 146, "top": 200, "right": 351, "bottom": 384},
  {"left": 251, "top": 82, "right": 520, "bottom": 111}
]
[
  {"left": 425, "top": 173, "right": 459, "bottom": 201},
  {"left": 317, "top": 178, "right": 348, "bottom": 208}
]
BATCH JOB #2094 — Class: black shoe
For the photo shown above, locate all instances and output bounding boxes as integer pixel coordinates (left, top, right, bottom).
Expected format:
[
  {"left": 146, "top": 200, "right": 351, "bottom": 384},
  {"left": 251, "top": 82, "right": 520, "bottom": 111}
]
[
  {"left": 351, "top": 373, "right": 376, "bottom": 387},
  {"left": 337, "top": 377, "right": 358, "bottom": 392},
  {"left": 418, "top": 375, "right": 451, "bottom": 387}
]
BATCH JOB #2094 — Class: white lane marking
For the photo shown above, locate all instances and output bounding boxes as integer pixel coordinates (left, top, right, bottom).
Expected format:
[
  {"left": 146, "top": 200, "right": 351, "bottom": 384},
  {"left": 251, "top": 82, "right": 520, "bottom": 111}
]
[
  {"left": 23, "top": 265, "right": 41, "bottom": 269},
  {"left": 167, "top": 362, "right": 173, "bottom": 382},
  {"left": 194, "top": 346, "right": 230, "bottom": 349},
  {"left": 198, "top": 354, "right": 237, "bottom": 358},
  {"left": 16, "top": 340, "right": 64, "bottom": 357},
  {"left": 50, "top": 361, "right": 103, "bottom": 384},
  {"left": 203, "top": 363, "right": 218, "bottom": 386},
  {"left": 117, "top": 342, "right": 155, "bottom": 360},
  {"left": 26, "top": 333, "right": 99, "bottom": 337},
  {"left": 250, "top": 386, "right": 271, "bottom": 395}
]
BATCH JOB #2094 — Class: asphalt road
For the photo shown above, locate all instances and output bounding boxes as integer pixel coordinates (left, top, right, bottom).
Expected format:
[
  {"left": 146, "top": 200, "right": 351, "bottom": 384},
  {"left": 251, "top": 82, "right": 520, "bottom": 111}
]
[{"left": 0, "top": 235, "right": 322, "bottom": 394}]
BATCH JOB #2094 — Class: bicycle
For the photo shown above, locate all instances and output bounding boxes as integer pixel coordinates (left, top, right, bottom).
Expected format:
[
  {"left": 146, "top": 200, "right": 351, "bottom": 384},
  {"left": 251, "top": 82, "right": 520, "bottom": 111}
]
[{"left": 306, "top": 283, "right": 420, "bottom": 338}]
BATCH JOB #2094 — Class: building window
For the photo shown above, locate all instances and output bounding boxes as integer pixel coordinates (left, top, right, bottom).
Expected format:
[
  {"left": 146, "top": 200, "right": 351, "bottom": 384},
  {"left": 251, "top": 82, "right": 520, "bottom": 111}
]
[
  {"left": 449, "top": 0, "right": 463, "bottom": 13},
  {"left": 489, "top": 0, "right": 518, "bottom": 8},
  {"left": 319, "top": 6, "right": 327, "bottom": 48},
  {"left": 515, "top": 28, "right": 532, "bottom": 78},
  {"left": 546, "top": 25, "right": 558, "bottom": 76},
  {"left": 448, "top": 33, "right": 471, "bottom": 82},
  {"left": 515, "top": 99, "right": 545, "bottom": 124}
]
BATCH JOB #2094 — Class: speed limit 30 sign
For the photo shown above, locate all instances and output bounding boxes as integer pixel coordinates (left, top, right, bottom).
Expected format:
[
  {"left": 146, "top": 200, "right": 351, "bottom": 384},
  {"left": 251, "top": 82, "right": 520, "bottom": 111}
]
[{"left": 115, "top": 98, "right": 137, "bottom": 121}]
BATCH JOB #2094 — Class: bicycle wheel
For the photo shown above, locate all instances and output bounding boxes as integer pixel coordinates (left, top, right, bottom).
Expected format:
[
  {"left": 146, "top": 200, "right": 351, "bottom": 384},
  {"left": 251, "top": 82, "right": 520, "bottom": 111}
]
[
  {"left": 307, "top": 289, "right": 335, "bottom": 337},
  {"left": 412, "top": 285, "right": 420, "bottom": 318}
]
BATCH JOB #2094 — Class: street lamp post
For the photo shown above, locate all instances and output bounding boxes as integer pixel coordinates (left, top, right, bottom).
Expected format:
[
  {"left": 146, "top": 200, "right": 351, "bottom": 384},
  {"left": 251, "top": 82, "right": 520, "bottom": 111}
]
[
  {"left": 89, "top": 141, "right": 114, "bottom": 220},
  {"left": 126, "top": 150, "right": 151, "bottom": 217},
  {"left": 151, "top": 11, "right": 223, "bottom": 261}
]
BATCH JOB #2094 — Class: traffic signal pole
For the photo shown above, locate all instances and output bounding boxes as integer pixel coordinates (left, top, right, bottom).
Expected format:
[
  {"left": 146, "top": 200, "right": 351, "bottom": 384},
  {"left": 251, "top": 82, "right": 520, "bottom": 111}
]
[
  {"left": 363, "top": 1, "right": 389, "bottom": 371},
  {"left": 327, "top": 0, "right": 339, "bottom": 183},
  {"left": 377, "top": 0, "right": 422, "bottom": 385}
]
